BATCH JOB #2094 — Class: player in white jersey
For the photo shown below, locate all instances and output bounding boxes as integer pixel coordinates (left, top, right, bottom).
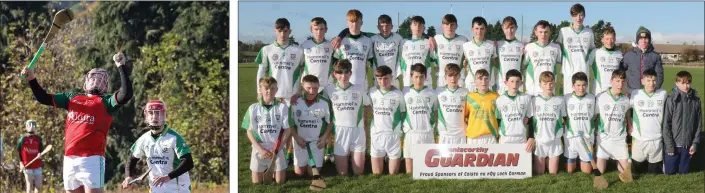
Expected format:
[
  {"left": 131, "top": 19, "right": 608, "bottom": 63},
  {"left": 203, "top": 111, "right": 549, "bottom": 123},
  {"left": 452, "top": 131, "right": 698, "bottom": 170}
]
[
  {"left": 496, "top": 70, "right": 534, "bottom": 150},
  {"left": 403, "top": 63, "right": 437, "bottom": 173},
  {"left": 588, "top": 27, "right": 623, "bottom": 95},
  {"left": 555, "top": 4, "right": 595, "bottom": 95},
  {"left": 435, "top": 64, "right": 469, "bottom": 144},
  {"left": 531, "top": 71, "right": 566, "bottom": 175},
  {"left": 256, "top": 18, "right": 305, "bottom": 103},
  {"left": 562, "top": 72, "right": 597, "bottom": 174},
  {"left": 288, "top": 75, "right": 332, "bottom": 178},
  {"left": 398, "top": 16, "right": 433, "bottom": 88},
  {"left": 326, "top": 59, "right": 371, "bottom": 176},
  {"left": 433, "top": 14, "right": 469, "bottom": 88},
  {"left": 123, "top": 100, "right": 193, "bottom": 192},
  {"left": 334, "top": 10, "right": 374, "bottom": 89},
  {"left": 463, "top": 17, "right": 497, "bottom": 92},
  {"left": 496, "top": 16, "right": 524, "bottom": 94},
  {"left": 595, "top": 70, "right": 631, "bottom": 180},
  {"left": 370, "top": 15, "right": 404, "bottom": 88},
  {"left": 628, "top": 70, "right": 667, "bottom": 174},
  {"left": 242, "top": 77, "right": 292, "bottom": 184},
  {"left": 368, "top": 65, "right": 405, "bottom": 175},
  {"left": 300, "top": 17, "right": 335, "bottom": 94},
  {"left": 523, "top": 20, "right": 562, "bottom": 96}
]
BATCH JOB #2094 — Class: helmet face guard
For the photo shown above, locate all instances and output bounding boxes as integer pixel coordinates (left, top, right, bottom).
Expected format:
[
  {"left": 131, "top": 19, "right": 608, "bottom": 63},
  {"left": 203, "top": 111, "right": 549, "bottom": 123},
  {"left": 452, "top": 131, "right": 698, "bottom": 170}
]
[
  {"left": 144, "top": 100, "right": 167, "bottom": 128},
  {"left": 25, "top": 120, "right": 37, "bottom": 132},
  {"left": 84, "top": 68, "right": 109, "bottom": 95}
]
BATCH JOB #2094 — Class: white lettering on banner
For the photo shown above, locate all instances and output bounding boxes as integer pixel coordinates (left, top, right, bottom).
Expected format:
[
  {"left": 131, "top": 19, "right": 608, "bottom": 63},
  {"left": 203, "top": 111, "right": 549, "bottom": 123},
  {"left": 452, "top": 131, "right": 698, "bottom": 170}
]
[{"left": 412, "top": 144, "right": 532, "bottom": 179}]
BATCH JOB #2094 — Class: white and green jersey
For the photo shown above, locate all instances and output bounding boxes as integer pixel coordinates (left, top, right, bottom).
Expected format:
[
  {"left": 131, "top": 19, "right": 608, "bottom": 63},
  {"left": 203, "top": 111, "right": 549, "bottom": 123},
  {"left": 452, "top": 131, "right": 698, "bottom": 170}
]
[
  {"left": 398, "top": 37, "right": 433, "bottom": 87},
  {"left": 255, "top": 42, "right": 305, "bottom": 98},
  {"left": 241, "top": 100, "right": 290, "bottom": 149},
  {"left": 435, "top": 86, "right": 469, "bottom": 137},
  {"left": 325, "top": 83, "right": 371, "bottom": 128},
  {"left": 371, "top": 33, "right": 404, "bottom": 80},
  {"left": 595, "top": 90, "right": 630, "bottom": 141},
  {"left": 463, "top": 39, "right": 498, "bottom": 91},
  {"left": 433, "top": 34, "right": 468, "bottom": 87},
  {"left": 556, "top": 26, "right": 595, "bottom": 94},
  {"left": 523, "top": 42, "right": 561, "bottom": 96},
  {"left": 369, "top": 86, "right": 406, "bottom": 135},
  {"left": 496, "top": 39, "right": 524, "bottom": 93},
  {"left": 564, "top": 93, "right": 597, "bottom": 138},
  {"left": 588, "top": 47, "right": 623, "bottom": 95},
  {"left": 288, "top": 95, "right": 332, "bottom": 141},
  {"left": 403, "top": 86, "right": 437, "bottom": 134},
  {"left": 531, "top": 95, "right": 566, "bottom": 143},
  {"left": 130, "top": 127, "right": 191, "bottom": 188},
  {"left": 334, "top": 35, "right": 374, "bottom": 87},
  {"left": 495, "top": 92, "right": 533, "bottom": 137},
  {"left": 300, "top": 39, "right": 335, "bottom": 92},
  {"left": 629, "top": 89, "right": 667, "bottom": 141}
]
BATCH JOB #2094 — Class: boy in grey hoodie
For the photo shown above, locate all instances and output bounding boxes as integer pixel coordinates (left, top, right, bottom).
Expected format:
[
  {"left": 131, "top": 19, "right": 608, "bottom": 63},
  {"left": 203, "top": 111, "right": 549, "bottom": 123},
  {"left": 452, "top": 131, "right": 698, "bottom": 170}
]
[
  {"left": 619, "top": 26, "right": 664, "bottom": 92},
  {"left": 663, "top": 71, "right": 701, "bottom": 175}
]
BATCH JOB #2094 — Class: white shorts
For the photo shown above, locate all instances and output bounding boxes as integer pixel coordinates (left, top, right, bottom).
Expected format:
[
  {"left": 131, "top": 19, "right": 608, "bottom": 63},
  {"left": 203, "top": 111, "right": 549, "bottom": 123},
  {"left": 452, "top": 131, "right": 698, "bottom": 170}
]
[
  {"left": 403, "top": 133, "right": 434, "bottom": 159},
  {"left": 63, "top": 155, "right": 105, "bottom": 190},
  {"left": 535, "top": 139, "right": 563, "bottom": 158},
  {"left": 249, "top": 147, "right": 287, "bottom": 172},
  {"left": 334, "top": 126, "right": 366, "bottom": 156},
  {"left": 439, "top": 135, "right": 467, "bottom": 144},
  {"left": 597, "top": 139, "right": 628, "bottom": 160},
  {"left": 370, "top": 134, "right": 402, "bottom": 159},
  {"left": 564, "top": 137, "right": 592, "bottom": 162},
  {"left": 499, "top": 136, "right": 526, "bottom": 144},
  {"left": 632, "top": 139, "right": 663, "bottom": 163},
  {"left": 149, "top": 174, "right": 191, "bottom": 193},
  {"left": 293, "top": 140, "right": 324, "bottom": 167},
  {"left": 23, "top": 168, "right": 42, "bottom": 176},
  {"left": 467, "top": 134, "right": 497, "bottom": 144}
]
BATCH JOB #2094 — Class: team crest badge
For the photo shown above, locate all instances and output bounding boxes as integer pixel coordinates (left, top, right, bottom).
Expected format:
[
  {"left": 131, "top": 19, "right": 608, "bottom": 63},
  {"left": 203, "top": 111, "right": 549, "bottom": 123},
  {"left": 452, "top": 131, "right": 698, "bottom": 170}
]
[
  {"left": 407, "top": 98, "right": 413, "bottom": 104},
  {"left": 567, "top": 37, "right": 573, "bottom": 44},
  {"left": 553, "top": 105, "right": 559, "bottom": 110},
  {"left": 352, "top": 93, "right": 359, "bottom": 100},
  {"left": 344, "top": 44, "right": 350, "bottom": 51},
  {"left": 265, "top": 115, "right": 272, "bottom": 122},
  {"left": 390, "top": 100, "right": 396, "bottom": 105},
  {"left": 569, "top": 104, "right": 575, "bottom": 110},
  {"left": 255, "top": 115, "right": 262, "bottom": 122},
  {"left": 332, "top": 94, "right": 338, "bottom": 101},
  {"left": 638, "top": 100, "right": 645, "bottom": 107},
  {"left": 503, "top": 105, "right": 508, "bottom": 112},
  {"left": 657, "top": 100, "right": 663, "bottom": 106},
  {"left": 604, "top": 105, "right": 611, "bottom": 111},
  {"left": 363, "top": 45, "right": 368, "bottom": 51},
  {"left": 424, "top": 97, "right": 431, "bottom": 102},
  {"left": 312, "top": 110, "right": 323, "bottom": 117},
  {"left": 469, "top": 50, "right": 474, "bottom": 56},
  {"left": 550, "top": 50, "right": 555, "bottom": 56},
  {"left": 532, "top": 51, "right": 539, "bottom": 57},
  {"left": 587, "top": 104, "right": 592, "bottom": 109},
  {"left": 272, "top": 54, "right": 279, "bottom": 61},
  {"left": 412, "top": 45, "right": 416, "bottom": 50},
  {"left": 648, "top": 101, "right": 654, "bottom": 107},
  {"left": 608, "top": 58, "right": 614, "bottom": 63},
  {"left": 325, "top": 48, "right": 330, "bottom": 53},
  {"left": 162, "top": 146, "right": 169, "bottom": 153},
  {"left": 275, "top": 115, "right": 281, "bottom": 121},
  {"left": 485, "top": 49, "right": 491, "bottom": 55},
  {"left": 600, "top": 57, "right": 606, "bottom": 62},
  {"left": 516, "top": 46, "right": 521, "bottom": 52},
  {"left": 296, "top": 110, "right": 302, "bottom": 117},
  {"left": 456, "top": 45, "right": 461, "bottom": 50},
  {"left": 439, "top": 44, "right": 445, "bottom": 50},
  {"left": 290, "top": 54, "right": 296, "bottom": 59},
  {"left": 583, "top": 38, "right": 589, "bottom": 43},
  {"left": 420, "top": 45, "right": 425, "bottom": 50},
  {"left": 620, "top": 105, "right": 626, "bottom": 111},
  {"left": 501, "top": 47, "right": 506, "bottom": 53},
  {"left": 535, "top": 106, "right": 541, "bottom": 113},
  {"left": 441, "top": 96, "right": 447, "bottom": 102},
  {"left": 372, "top": 98, "right": 377, "bottom": 104}
]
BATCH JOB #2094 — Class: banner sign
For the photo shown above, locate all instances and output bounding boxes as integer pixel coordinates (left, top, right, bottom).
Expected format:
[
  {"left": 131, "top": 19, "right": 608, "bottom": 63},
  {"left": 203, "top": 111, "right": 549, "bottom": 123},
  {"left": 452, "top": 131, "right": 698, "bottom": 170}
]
[{"left": 412, "top": 144, "right": 532, "bottom": 179}]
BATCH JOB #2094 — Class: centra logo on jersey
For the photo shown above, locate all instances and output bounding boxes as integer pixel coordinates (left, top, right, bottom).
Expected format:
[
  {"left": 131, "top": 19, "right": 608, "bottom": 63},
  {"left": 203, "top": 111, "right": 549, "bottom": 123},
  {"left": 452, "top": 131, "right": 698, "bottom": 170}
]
[
  {"left": 67, "top": 111, "right": 95, "bottom": 125},
  {"left": 149, "top": 156, "right": 168, "bottom": 165}
]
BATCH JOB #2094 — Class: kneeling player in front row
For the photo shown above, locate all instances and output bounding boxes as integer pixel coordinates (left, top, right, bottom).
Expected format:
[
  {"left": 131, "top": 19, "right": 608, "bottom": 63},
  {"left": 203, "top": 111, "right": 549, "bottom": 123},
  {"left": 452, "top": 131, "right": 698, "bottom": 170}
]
[
  {"left": 463, "top": 69, "right": 499, "bottom": 144},
  {"left": 495, "top": 70, "right": 533, "bottom": 151},
  {"left": 595, "top": 70, "right": 631, "bottom": 182},
  {"left": 289, "top": 75, "right": 333, "bottom": 177},
  {"left": 243, "top": 77, "right": 292, "bottom": 184},
  {"left": 563, "top": 72, "right": 597, "bottom": 174},
  {"left": 435, "top": 64, "right": 469, "bottom": 144},
  {"left": 402, "top": 63, "right": 437, "bottom": 173},
  {"left": 369, "top": 66, "right": 405, "bottom": 174},
  {"left": 531, "top": 71, "right": 565, "bottom": 175},
  {"left": 123, "top": 100, "right": 194, "bottom": 192}
]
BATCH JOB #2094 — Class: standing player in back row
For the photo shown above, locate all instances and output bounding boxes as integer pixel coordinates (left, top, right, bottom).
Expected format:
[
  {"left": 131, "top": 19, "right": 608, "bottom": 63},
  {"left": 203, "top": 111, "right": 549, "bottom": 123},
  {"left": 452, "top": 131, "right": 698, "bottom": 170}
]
[
  {"left": 496, "top": 16, "right": 524, "bottom": 94},
  {"left": 463, "top": 17, "right": 498, "bottom": 92},
  {"left": 21, "top": 52, "right": 133, "bottom": 193},
  {"left": 556, "top": 3, "right": 595, "bottom": 95},
  {"left": 256, "top": 18, "right": 305, "bottom": 103},
  {"left": 399, "top": 16, "right": 433, "bottom": 88},
  {"left": 523, "top": 20, "right": 562, "bottom": 96},
  {"left": 433, "top": 14, "right": 468, "bottom": 88},
  {"left": 369, "top": 15, "right": 404, "bottom": 88},
  {"left": 588, "top": 26, "right": 622, "bottom": 95},
  {"left": 300, "top": 17, "right": 335, "bottom": 95},
  {"left": 334, "top": 9, "right": 374, "bottom": 89},
  {"left": 435, "top": 64, "right": 469, "bottom": 144}
]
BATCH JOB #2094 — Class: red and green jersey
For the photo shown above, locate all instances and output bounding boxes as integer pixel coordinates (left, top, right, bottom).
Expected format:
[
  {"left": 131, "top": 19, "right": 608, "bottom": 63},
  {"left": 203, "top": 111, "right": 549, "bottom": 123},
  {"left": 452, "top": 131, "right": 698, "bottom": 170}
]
[
  {"left": 52, "top": 92, "right": 122, "bottom": 156},
  {"left": 16, "top": 134, "right": 43, "bottom": 169}
]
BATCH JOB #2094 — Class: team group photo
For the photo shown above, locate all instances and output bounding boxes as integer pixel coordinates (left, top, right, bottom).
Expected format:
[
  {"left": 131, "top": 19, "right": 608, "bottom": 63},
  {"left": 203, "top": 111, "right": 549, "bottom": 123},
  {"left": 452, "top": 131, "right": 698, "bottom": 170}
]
[{"left": 237, "top": 2, "right": 704, "bottom": 192}]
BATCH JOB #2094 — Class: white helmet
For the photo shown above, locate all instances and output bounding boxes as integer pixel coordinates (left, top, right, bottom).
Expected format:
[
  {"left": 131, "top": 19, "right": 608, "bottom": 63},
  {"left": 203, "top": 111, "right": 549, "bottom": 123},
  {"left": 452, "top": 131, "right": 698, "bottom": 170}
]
[
  {"left": 84, "top": 68, "right": 109, "bottom": 94},
  {"left": 25, "top": 120, "right": 37, "bottom": 132},
  {"left": 144, "top": 100, "right": 167, "bottom": 127}
]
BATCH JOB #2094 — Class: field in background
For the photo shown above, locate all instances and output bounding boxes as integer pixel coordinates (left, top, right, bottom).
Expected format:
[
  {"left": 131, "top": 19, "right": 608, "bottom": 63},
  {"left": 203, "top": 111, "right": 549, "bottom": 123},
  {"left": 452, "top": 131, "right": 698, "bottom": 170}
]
[{"left": 237, "top": 63, "right": 704, "bottom": 192}]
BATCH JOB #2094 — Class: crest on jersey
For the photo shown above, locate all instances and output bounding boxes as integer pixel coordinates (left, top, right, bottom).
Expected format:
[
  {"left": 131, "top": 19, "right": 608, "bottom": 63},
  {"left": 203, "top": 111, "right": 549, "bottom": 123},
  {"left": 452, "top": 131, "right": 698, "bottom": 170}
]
[
  {"left": 407, "top": 98, "right": 413, "bottom": 104},
  {"left": 544, "top": 105, "right": 549, "bottom": 111},
  {"left": 372, "top": 98, "right": 377, "bottom": 104},
  {"left": 344, "top": 44, "right": 351, "bottom": 51},
  {"left": 441, "top": 96, "right": 447, "bottom": 102},
  {"left": 390, "top": 100, "right": 396, "bottom": 105},
  {"left": 305, "top": 48, "right": 311, "bottom": 54},
  {"left": 550, "top": 50, "right": 556, "bottom": 56},
  {"left": 325, "top": 48, "right": 330, "bottom": 53},
  {"left": 363, "top": 45, "right": 368, "bottom": 51},
  {"left": 315, "top": 48, "right": 321, "bottom": 54},
  {"left": 439, "top": 44, "right": 445, "bottom": 50},
  {"left": 587, "top": 104, "right": 592, "bottom": 109},
  {"left": 312, "top": 110, "right": 323, "bottom": 117},
  {"left": 424, "top": 97, "right": 431, "bottom": 102},
  {"left": 620, "top": 105, "right": 626, "bottom": 111},
  {"left": 604, "top": 104, "right": 611, "bottom": 111},
  {"left": 567, "top": 37, "right": 573, "bottom": 44},
  {"left": 391, "top": 42, "right": 397, "bottom": 47},
  {"left": 600, "top": 57, "right": 606, "bottom": 62},
  {"left": 276, "top": 115, "right": 281, "bottom": 121},
  {"left": 502, "top": 105, "right": 508, "bottom": 112},
  {"left": 290, "top": 54, "right": 296, "bottom": 59},
  {"left": 608, "top": 58, "right": 614, "bottom": 63},
  {"left": 657, "top": 100, "right": 663, "bottom": 106},
  {"left": 648, "top": 101, "right": 654, "bottom": 107},
  {"left": 468, "top": 50, "right": 474, "bottom": 56},
  {"left": 569, "top": 104, "right": 575, "bottom": 110},
  {"left": 535, "top": 106, "right": 541, "bottom": 113},
  {"left": 553, "top": 105, "right": 559, "bottom": 110},
  {"left": 332, "top": 94, "right": 338, "bottom": 101},
  {"left": 420, "top": 45, "right": 425, "bottom": 50},
  {"left": 456, "top": 45, "right": 461, "bottom": 51},
  {"left": 583, "top": 38, "right": 589, "bottom": 43},
  {"left": 501, "top": 47, "right": 506, "bottom": 53},
  {"left": 352, "top": 93, "right": 359, "bottom": 100},
  {"left": 532, "top": 51, "right": 539, "bottom": 57},
  {"left": 272, "top": 54, "right": 279, "bottom": 61},
  {"left": 255, "top": 115, "right": 262, "bottom": 122},
  {"left": 516, "top": 46, "right": 521, "bottom": 51},
  {"left": 485, "top": 48, "right": 491, "bottom": 55},
  {"left": 296, "top": 110, "right": 302, "bottom": 117},
  {"left": 638, "top": 100, "right": 645, "bottom": 107},
  {"left": 460, "top": 96, "right": 466, "bottom": 102},
  {"left": 162, "top": 146, "right": 169, "bottom": 153}
]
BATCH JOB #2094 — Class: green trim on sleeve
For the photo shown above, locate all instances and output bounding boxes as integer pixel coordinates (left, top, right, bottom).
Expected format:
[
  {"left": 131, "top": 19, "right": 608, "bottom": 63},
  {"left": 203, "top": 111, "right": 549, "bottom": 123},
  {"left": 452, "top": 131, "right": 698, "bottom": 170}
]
[{"left": 168, "top": 129, "right": 192, "bottom": 158}]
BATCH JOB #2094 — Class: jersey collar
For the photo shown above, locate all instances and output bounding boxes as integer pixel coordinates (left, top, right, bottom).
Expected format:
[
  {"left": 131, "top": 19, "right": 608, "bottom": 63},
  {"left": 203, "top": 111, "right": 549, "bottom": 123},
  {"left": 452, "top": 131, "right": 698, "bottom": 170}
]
[
  {"left": 313, "top": 38, "right": 328, "bottom": 45},
  {"left": 443, "top": 33, "right": 458, "bottom": 41},
  {"left": 573, "top": 92, "right": 587, "bottom": 100},
  {"left": 472, "top": 39, "right": 485, "bottom": 47},
  {"left": 411, "top": 86, "right": 427, "bottom": 93},
  {"left": 537, "top": 94, "right": 553, "bottom": 101},
  {"left": 336, "top": 82, "right": 354, "bottom": 91},
  {"left": 640, "top": 88, "right": 657, "bottom": 97},
  {"left": 378, "top": 86, "right": 396, "bottom": 95},
  {"left": 301, "top": 92, "right": 321, "bottom": 106},
  {"left": 607, "top": 89, "right": 625, "bottom": 102},
  {"left": 258, "top": 98, "right": 279, "bottom": 110},
  {"left": 570, "top": 23, "right": 585, "bottom": 34},
  {"left": 504, "top": 91, "right": 520, "bottom": 101},
  {"left": 273, "top": 41, "right": 290, "bottom": 50},
  {"left": 445, "top": 85, "right": 460, "bottom": 93}
]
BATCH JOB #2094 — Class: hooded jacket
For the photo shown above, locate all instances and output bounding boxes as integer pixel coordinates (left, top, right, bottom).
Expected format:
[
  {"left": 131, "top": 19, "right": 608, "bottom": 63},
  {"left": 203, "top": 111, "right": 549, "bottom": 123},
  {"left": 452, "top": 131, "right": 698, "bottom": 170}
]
[
  {"left": 619, "top": 27, "right": 664, "bottom": 90},
  {"left": 663, "top": 88, "right": 702, "bottom": 153}
]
